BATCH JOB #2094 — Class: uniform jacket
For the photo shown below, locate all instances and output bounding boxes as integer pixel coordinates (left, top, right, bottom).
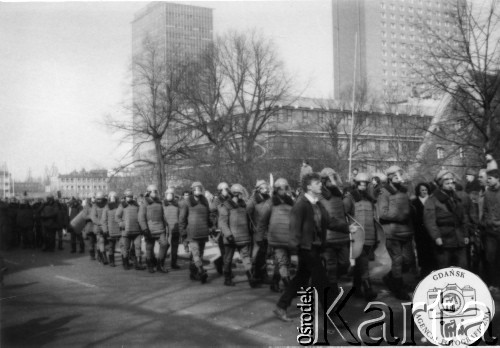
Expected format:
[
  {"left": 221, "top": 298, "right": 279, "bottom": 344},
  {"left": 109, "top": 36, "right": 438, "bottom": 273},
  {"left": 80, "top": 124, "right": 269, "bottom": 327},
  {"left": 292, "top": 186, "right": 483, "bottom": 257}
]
[
  {"left": 247, "top": 192, "right": 272, "bottom": 242},
  {"left": 115, "top": 200, "right": 141, "bottom": 236},
  {"left": 163, "top": 199, "right": 180, "bottom": 235},
  {"left": 344, "top": 189, "right": 377, "bottom": 246},
  {"left": 377, "top": 183, "right": 414, "bottom": 240},
  {"left": 424, "top": 188, "right": 468, "bottom": 248},
  {"left": 289, "top": 194, "right": 329, "bottom": 252},
  {"left": 218, "top": 198, "right": 251, "bottom": 245},
  {"left": 40, "top": 202, "right": 60, "bottom": 230},
  {"left": 57, "top": 202, "right": 69, "bottom": 230},
  {"left": 16, "top": 204, "right": 34, "bottom": 230},
  {"left": 320, "top": 186, "right": 349, "bottom": 244},
  {"left": 179, "top": 195, "right": 211, "bottom": 241},
  {"left": 266, "top": 194, "right": 294, "bottom": 248},
  {"left": 482, "top": 186, "right": 500, "bottom": 237},
  {"left": 139, "top": 197, "right": 167, "bottom": 236},
  {"left": 90, "top": 200, "right": 107, "bottom": 234},
  {"left": 101, "top": 202, "right": 121, "bottom": 238}
]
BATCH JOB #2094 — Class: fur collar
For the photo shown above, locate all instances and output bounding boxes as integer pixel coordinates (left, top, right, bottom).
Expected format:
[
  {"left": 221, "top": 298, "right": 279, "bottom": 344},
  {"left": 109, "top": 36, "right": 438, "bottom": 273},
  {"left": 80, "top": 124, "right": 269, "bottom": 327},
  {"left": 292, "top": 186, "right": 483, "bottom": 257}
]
[
  {"left": 272, "top": 194, "right": 294, "bottom": 206},
  {"left": 320, "top": 186, "right": 343, "bottom": 200},
  {"left": 163, "top": 199, "right": 178, "bottom": 207},
  {"left": 188, "top": 194, "right": 209, "bottom": 208},
  {"left": 383, "top": 183, "right": 408, "bottom": 195},
  {"left": 253, "top": 192, "right": 270, "bottom": 204},
  {"left": 108, "top": 202, "right": 118, "bottom": 210},
  {"left": 122, "top": 200, "right": 139, "bottom": 208},
  {"left": 223, "top": 198, "right": 247, "bottom": 209},
  {"left": 350, "top": 189, "right": 375, "bottom": 203},
  {"left": 145, "top": 197, "right": 162, "bottom": 205},
  {"left": 433, "top": 188, "right": 460, "bottom": 204}
]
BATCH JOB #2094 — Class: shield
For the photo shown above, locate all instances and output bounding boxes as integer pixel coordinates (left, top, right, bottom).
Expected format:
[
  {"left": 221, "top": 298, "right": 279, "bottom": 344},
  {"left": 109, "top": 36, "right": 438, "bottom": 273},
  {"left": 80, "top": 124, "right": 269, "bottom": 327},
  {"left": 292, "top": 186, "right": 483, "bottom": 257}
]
[
  {"left": 70, "top": 210, "right": 87, "bottom": 234},
  {"left": 347, "top": 214, "right": 365, "bottom": 259}
]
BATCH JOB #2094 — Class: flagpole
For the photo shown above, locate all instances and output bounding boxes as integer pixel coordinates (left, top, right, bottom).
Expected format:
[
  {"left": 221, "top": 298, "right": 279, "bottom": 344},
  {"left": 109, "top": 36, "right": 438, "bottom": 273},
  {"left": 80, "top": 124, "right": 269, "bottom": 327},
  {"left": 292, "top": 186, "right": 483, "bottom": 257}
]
[{"left": 348, "top": 32, "right": 358, "bottom": 183}]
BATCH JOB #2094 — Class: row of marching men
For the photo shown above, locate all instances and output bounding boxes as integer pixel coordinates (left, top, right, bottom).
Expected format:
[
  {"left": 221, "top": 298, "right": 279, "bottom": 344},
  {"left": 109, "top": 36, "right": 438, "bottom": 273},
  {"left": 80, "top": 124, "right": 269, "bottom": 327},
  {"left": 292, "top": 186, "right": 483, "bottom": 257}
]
[{"left": 67, "top": 165, "right": 415, "bottom": 300}]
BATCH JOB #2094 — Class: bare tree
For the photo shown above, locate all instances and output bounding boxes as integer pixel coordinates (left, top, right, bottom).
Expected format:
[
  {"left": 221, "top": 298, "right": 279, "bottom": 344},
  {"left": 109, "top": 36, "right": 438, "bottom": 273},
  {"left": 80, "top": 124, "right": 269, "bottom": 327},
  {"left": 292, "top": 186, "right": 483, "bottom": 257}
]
[
  {"left": 106, "top": 36, "right": 197, "bottom": 194},
  {"left": 180, "top": 31, "right": 294, "bottom": 188},
  {"left": 410, "top": 0, "right": 500, "bottom": 159}
]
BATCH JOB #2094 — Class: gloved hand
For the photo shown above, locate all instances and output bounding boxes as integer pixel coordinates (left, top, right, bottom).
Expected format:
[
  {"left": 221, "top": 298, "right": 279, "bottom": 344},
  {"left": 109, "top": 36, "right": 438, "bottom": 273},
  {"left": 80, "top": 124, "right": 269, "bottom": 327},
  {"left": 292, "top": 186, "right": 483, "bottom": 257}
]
[
  {"left": 226, "top": 235, "right": 236, "bottom": 245},
  {"left": 143, "top": 229, "right": 152, "bottom": 239}
]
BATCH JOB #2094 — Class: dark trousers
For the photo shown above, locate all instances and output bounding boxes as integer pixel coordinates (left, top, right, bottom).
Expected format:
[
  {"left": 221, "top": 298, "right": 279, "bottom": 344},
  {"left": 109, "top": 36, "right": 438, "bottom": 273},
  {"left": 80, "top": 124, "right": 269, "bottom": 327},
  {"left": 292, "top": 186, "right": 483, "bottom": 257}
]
[
  {"left": 35, "top": 223, "right": 43, "bottom": 248},
  {"left": 484, "top": 234, "right": 500, "bottom": 287},
  {"left": 56, "top": 229, "right": 63, "bottom": 248},
  {"left": 415, "top": 230, "right": 437, "bottom": 277},
  {"left": 86, "top": 232, "right": 97, "bottom": 253},
  {"left": 223, "top": 243, "right": 252, "bottom": 274},
  {"left": 44, "top": 228, "right": 56, "bottom": 251},
  {"left": 170, "top": 232, "right": 180, "bottom": 265},
  {"left": 253, "top": 239, "right": 268, "bottom": 277},
  {"left": 324, "top": 242, "right": 350, "bottom": 283},
  {"left": 354, "top": 244, "right": 375, "bottom": 282},
  {"left": 107, "top": 236, "right": 120, "bottom": 256},
  {"left": 435, "top": 246, "right": 467, "bottom": 269},
  {"left": 21, "top": 227, "right": 34, "bottom": 248},
  {"left": 277, "top": 248, "right": 332, "bottom": 310},
  {"left": 71, "top": 232, "right": 85, "bottom": 252}
]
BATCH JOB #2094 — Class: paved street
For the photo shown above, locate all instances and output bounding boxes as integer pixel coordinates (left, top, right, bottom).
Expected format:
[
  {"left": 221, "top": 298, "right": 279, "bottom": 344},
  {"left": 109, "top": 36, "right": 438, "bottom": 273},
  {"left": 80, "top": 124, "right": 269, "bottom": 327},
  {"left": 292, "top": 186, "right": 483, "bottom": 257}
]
[{"left": 1, "top": 239, "right": 498, "bottom": 347}]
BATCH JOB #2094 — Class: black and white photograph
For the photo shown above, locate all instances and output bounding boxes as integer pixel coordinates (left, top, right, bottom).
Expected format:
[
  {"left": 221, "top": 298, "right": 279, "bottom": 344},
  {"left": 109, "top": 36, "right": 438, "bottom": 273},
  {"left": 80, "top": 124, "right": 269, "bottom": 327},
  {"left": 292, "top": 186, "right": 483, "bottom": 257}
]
[{"left": 0, "top": 0, "right": 499, "bottom": 346}]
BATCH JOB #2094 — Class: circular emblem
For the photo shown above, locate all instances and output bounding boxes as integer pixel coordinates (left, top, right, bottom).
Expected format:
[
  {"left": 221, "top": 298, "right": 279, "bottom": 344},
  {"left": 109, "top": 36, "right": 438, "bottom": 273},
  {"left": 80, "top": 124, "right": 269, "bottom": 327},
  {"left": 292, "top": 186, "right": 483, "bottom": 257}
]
[{"left": 412, "top": 267, "right": 495, "bottom": 346}]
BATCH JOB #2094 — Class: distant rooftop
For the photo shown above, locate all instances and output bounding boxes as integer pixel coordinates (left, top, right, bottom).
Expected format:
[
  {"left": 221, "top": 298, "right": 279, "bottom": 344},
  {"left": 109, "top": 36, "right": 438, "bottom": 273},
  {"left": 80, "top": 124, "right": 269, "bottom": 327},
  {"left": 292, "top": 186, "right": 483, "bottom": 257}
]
[{"left": 133, "top": 1, "right": 213, "bottom": 23}]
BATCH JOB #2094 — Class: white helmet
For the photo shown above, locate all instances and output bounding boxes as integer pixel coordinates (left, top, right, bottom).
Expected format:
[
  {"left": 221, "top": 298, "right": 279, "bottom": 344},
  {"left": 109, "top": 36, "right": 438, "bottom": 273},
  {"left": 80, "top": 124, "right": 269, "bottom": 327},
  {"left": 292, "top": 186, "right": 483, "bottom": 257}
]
[
  {"left": 95, "top": 191, "right": 105, "bottom": 200},
  {"left": 274, "top": 178, "right": 289, "bottom": 189},
  {"left": 230, "top": 183, "right": 245, "bottom": 195},
  {"left": 217, "top": 182, "right": 230, "bottom": 191},
  {"left": 354, "top": 173, "right": 370, "bottom": 183},
  {"left": 147, "top": 184, "right": 158, "bottom": 192},
  {"left": 108, "top": 191, "right": 117, "bottom": 201}
]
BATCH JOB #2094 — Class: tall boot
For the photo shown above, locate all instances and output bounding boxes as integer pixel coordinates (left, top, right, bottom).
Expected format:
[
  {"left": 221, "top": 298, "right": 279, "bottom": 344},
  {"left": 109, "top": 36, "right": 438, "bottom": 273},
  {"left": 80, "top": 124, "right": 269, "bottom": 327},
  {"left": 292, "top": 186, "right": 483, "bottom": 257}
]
[
  {"left": 109, "top": 254, "right": 116, "bottom": 267},
  {"left": 90, "top": 250, "right": 96, "bottom": 261},
  {"left": 270, "top": 273, "right": 282, "bottom": 293},
  {"left": 383, "top": 272, "right": 396, "bottom": 293},
  {"left": 156, "top": 258, "right": 169, "bottom": 273},
  {"left": 189, "top": 263, "right": 199, "bottom": 280},
  {"left": 392, "top": 278, "right": 410, "bottom": 301},
  {"left": 214, "top": 257, "right": 223, "bottom": 275},
  {"left": 199, "top": 266, "right": 208, "bottom": 284},
  {"left": 146, "top": 258, "right": 155, "bottom": 273},
  {"left": 171, "top": 253, "right": 180, "bottom": 270},
  {"left": 223, "top": 272, "right": 235, "bottom": 286},
  {"left": 246, "top": 270, "right": 258, "bottom": 288},
  {"left": 259, "top": 267, "right": 271, "bottom": 285},
  {"left": 282, "top": 276, "right": 291, "bottom": 290},
  {"left": 353, "top": 275, "right": 364, "bottom": 298},
  {"left": 122, "top": 256, "right": 131, "bottom": 270},
  {"left": 96, "top": 250, "right": 103, "bottom": 263},
  {"left": 133, "top": 256, "right": 146, "bottom": 270},
  {"left": 101, "top": 252, "right": 109, "bottom": 265},
  {"left": 362, "top": 279, "right": 377, "bottom": 301}
]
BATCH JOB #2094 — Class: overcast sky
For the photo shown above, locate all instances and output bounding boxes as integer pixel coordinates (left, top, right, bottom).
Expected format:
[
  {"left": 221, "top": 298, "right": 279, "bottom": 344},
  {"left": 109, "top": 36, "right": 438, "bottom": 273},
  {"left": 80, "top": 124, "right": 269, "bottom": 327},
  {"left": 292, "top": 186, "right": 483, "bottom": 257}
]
[{"left": 0, "top": 0, "right": 333, "bottom": 180}]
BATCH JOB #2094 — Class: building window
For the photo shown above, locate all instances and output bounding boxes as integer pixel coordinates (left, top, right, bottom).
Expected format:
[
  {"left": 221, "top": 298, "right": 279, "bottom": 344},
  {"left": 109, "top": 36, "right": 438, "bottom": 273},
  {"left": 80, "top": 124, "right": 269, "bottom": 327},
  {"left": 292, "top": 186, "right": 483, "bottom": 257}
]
[{"left": 437, "top": 147, "right": 444, "bottom": 159}]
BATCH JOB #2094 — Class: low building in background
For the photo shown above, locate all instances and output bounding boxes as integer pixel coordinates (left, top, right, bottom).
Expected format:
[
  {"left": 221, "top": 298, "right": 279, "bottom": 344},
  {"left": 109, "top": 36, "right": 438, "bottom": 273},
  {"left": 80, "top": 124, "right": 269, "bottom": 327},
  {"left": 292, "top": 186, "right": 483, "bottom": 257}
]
[{"left": 58, "top": 169, "right": 109, "bottom": 198}]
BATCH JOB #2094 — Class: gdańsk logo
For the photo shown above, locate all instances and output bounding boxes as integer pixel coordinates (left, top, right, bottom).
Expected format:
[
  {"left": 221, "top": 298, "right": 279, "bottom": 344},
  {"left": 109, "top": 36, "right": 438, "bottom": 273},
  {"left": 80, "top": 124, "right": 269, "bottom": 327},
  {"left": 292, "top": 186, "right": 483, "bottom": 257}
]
[{"left": 412, "top": 267, "right": 495, "bottom": 346}]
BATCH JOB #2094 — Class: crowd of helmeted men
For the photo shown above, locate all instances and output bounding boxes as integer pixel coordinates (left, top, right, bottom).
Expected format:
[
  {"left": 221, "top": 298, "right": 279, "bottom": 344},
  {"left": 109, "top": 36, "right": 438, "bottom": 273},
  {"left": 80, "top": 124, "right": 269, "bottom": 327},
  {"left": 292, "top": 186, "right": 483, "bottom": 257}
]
[{"left": 1, "top": 155, "right": 499, "bottom": 323}]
